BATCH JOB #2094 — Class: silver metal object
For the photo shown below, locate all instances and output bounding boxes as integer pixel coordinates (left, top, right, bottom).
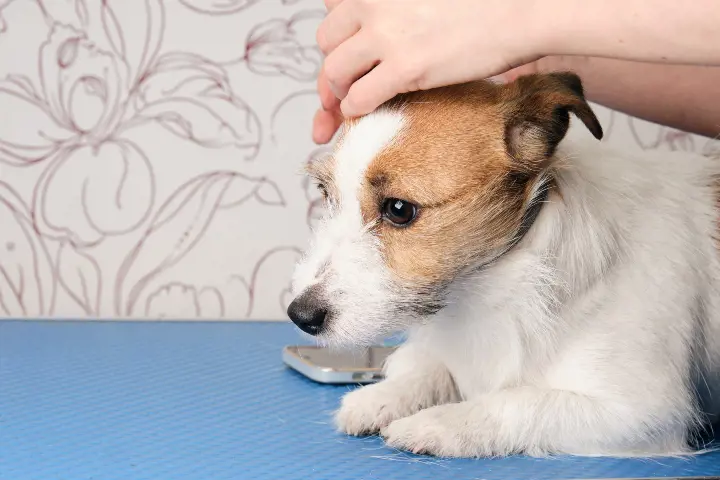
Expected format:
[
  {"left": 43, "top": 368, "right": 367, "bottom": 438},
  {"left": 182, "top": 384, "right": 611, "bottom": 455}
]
[{"left": 282, "top": 345, "right": 396, "bottom": 384}]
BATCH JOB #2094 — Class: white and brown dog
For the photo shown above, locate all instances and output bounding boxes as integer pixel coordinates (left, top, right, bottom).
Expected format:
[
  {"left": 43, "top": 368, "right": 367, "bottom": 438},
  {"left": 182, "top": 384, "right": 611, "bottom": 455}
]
[{"left": 287, "top": 73, "right": 720, "bottom": 458}]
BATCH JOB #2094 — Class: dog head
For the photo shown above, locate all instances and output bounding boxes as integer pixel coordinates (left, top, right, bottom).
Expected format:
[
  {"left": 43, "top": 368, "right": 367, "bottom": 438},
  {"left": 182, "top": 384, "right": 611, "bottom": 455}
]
[{"left": 288, "top": 73, "right": 603, "bottom": 347}]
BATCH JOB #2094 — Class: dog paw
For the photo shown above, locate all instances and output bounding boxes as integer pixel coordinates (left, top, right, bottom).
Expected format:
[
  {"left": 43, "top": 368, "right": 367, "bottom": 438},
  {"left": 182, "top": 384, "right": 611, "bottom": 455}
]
[
  {"left": 381, "top": 403, "right": 491, "bottom": 457},
  {"left": 335, "top": 382, "right": 420, "bottom": 436}
]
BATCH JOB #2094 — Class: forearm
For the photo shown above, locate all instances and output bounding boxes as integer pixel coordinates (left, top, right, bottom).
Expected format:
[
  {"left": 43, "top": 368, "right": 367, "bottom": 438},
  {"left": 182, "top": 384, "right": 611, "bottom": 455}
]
[
  {"left": 543, "top": 0, "right": 720, "bottom": 66},
  {"left": 541, "top": 56, "right": 720, "bottom": 138}
]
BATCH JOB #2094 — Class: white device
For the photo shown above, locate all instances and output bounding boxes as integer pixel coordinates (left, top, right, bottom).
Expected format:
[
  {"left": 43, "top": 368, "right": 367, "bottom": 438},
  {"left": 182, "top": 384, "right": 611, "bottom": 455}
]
[{"left": 282, "top": 345, "right": 397, "bottom": 384}]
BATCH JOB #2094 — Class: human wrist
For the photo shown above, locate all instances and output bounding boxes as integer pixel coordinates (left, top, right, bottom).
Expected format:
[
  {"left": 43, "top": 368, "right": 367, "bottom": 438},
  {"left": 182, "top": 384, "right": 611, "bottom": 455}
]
[
  {"left": 530, "top": 0, "right": 618, "bottom": 59},
  {"left": 533, "top": 1, "right": 720, "bottom": 66},
  {"left": 514, "top": 0, "right": 585, "bottom": 59}
]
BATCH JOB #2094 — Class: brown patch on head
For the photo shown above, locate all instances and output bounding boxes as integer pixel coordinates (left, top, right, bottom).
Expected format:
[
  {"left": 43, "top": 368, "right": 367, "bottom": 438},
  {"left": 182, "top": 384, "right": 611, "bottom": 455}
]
[{"left": 354, "top": 72, "right": 602, "bottom": 287}]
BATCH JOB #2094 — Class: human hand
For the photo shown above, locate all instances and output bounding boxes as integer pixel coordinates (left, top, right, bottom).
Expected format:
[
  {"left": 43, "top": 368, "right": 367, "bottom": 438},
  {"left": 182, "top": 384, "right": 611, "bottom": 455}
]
[
  {"left": 493, "top": 63, "right": 541, "bottom": 84},
  {"left": 492, "top": 56, "right": 570, "bottom": 84},
  {"left": 310, "top": 58, "right": 544, "bottom": 145},
  {"left": 310, "top": 59, "right": 542, "bottom": 145},
  {"left": 316, "top": 0, "right": 543, "bottom": 119},
  {"left": 313, "top": 66, "right": 344, "bottom": 144}
]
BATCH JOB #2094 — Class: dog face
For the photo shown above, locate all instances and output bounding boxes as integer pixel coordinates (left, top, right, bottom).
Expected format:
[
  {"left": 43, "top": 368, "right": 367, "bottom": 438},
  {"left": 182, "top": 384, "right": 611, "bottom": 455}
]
[{"left": 288, "top": 73, "right": 603, "bottom": 347}]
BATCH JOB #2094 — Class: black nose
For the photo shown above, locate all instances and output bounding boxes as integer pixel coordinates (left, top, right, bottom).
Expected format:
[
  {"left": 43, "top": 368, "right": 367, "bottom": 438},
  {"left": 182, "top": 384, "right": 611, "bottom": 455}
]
[{"left": 287, "top": 287, "right": 328, "bottom": 335}]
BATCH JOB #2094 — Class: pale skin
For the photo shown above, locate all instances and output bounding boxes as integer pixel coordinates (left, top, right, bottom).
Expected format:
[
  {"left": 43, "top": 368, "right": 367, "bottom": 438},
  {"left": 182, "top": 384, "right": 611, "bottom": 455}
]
[{"left": 312, "top": 0, "right": 720, "bottom": 144}]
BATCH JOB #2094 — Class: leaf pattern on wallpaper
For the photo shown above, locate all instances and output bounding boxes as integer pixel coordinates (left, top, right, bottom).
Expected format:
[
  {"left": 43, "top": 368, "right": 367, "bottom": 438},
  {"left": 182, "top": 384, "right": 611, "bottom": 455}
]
[
  {"left": 100, "top": 0, "right": 165, "bottom": 87},
  {"left": 0, "top": 182, "right": 56, "bottom": 316},
  {"left": 244, "top": 246, "right": 302, "bottom": 318},
  {"left": 144, "top": 282, "right": 227, "bottom": 319},
  {"left": 114, "top": 171, "right": 286, "bottom": 317},
  {"left": 134, "top": 52, "right": 261, "bottom": 155},
  {"left": 244, "top": 10, "right": 325, "bottom": 81},
  {"left": 32, "top": 140, "right": 155, "bottom": 247},
  {"left": 0, "top": 75, "right": 74, "bottom": 166},
  {"left": 57, "top": 242, "right": 101, "bottom": 315}
]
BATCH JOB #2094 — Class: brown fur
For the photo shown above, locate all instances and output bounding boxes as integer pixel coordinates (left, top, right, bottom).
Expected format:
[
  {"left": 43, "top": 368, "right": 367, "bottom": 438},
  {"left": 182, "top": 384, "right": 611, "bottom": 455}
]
[{"left": 351, "top": 74, "right": 603, "bottom": 286}]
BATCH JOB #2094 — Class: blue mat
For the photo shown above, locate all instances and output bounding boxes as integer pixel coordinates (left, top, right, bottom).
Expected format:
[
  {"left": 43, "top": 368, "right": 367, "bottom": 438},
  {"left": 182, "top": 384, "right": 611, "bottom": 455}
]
[{"left": 1, "top": 320, "right": 719, "bottom": 480}]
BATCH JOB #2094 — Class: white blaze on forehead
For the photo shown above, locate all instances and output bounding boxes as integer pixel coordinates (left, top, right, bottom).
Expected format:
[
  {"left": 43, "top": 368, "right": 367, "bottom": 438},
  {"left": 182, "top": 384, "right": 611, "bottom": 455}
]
[
  {"left": 334, "top": 110, "right": 406, "bottom": 220},
  {"left": 291, "top": 110, "right": 406, "bottom": 310}
]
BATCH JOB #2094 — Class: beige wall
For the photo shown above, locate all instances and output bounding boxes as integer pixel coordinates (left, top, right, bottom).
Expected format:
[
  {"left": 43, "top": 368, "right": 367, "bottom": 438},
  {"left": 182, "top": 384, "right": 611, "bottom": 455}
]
[{"left": 0, "top": 0, "right": 717, "bottom": 320}]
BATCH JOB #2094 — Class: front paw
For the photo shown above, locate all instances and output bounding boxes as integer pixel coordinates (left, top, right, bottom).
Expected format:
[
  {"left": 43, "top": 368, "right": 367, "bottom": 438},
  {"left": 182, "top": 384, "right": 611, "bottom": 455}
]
[
  {"left": 381, "top": 403, "right": 493, "bottom": 457},
  {"left": 335, "top": 382, "right": 421, "bottom": 436}
]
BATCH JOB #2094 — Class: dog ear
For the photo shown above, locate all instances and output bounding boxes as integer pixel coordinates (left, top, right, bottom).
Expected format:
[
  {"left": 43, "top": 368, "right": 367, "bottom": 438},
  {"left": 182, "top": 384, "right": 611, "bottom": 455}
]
[{"left": 502, "top": 72, "right": 603, "bottom": 170}]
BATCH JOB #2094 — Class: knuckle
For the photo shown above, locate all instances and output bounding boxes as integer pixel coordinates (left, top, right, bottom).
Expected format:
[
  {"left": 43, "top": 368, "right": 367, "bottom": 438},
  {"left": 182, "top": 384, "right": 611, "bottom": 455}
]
[
  {"left": 355, "top": 0, "right": 379, "bottom": 9},
  {"left": 397, "top": 58, "right": 426, "bottom": 91},
  {"left": 365, "top": 24, "right": 393, "bottom": 51},
  {"left": 322, "top": 57, "right": 344, "bottom": 85},
  {"left": 316, "top": 25, "right": 330, "bottom": 53}
]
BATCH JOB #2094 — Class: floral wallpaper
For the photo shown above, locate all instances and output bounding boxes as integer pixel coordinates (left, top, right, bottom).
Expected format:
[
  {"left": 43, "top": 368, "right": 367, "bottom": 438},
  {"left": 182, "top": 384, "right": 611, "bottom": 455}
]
[{"left": 0, "top": 0, "right": 717, "bottom": 320}]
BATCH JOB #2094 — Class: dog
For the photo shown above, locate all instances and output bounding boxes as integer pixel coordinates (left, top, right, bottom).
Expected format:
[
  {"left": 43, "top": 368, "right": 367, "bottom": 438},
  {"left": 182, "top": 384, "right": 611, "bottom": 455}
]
[{"left": 287, "top": 72, "right": 720, "bottom": 458}]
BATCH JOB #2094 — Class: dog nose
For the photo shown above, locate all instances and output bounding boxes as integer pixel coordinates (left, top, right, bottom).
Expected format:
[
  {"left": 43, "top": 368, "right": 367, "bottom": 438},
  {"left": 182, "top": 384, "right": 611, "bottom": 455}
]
[{"left": 287, "top": 287, "right": 328, "bottom": 335}]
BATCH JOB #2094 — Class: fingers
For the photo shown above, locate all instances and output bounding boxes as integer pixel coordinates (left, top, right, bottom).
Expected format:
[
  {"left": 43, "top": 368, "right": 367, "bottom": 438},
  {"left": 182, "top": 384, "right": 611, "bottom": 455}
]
[
  {"left": 323, "top": 31, "right": 379, "bottom": 100},
  {"left": 317, "top": 0, "right": 360, "bottom": 55},
  {"left": 323, "top": 0, "right": 344, "bottom": 11},
  {"left": 317, "top": 67, "right": 340, "bottom": 111},
  {"left": 341, "top": 61, "right": 406, "bottom": 117},
  {"left": 490, "top": 61, "right": 545, "bottom": 84},
  {"left": 312, "top": 108, "right": 343, "bottom": 145},
  {"left": 315, "top": 65, "right": 343, "bottom": 144},
  {"left": 500, "top": 63, "right": 540, "bottom": 83}
]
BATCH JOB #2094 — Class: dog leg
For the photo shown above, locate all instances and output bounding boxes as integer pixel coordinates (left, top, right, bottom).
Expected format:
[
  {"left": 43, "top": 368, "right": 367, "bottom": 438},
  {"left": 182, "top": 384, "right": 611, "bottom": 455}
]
[
  {"left": 381, "top": 386, "right": 692, "bottom": 457},
  {"left": 335, "top": 343, "right": 458, "bottom": 436}
]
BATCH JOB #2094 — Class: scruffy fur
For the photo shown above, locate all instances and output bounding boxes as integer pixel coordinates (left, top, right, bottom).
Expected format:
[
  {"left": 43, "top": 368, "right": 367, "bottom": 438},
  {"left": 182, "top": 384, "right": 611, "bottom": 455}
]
[{"left": 290, "top": 73, "right": 720, "bottom": 457}]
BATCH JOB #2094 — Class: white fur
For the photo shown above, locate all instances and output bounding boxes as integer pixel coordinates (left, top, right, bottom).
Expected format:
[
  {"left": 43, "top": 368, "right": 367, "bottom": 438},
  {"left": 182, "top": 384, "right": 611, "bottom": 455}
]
[
  {"left": 293, "top": 116, "right": 720, "bottom": 457},
  {"left": 291, "top": 110, "right": 414, "bottom": 347}
]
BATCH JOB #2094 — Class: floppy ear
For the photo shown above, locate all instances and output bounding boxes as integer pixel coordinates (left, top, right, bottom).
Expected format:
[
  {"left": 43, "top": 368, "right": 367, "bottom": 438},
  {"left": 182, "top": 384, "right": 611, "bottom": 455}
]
[{"left": 502, "top": 72, "right": 603, "bottom": 169}]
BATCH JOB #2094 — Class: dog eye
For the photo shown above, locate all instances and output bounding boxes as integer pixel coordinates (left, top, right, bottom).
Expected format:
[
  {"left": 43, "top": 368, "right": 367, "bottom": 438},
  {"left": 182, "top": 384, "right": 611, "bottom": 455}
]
[
  {"left": 382, "top": 198, "right": 417, "bottom": 226},
  {"left": 316, "top": 183, "right": 328, "bottom": 199}
]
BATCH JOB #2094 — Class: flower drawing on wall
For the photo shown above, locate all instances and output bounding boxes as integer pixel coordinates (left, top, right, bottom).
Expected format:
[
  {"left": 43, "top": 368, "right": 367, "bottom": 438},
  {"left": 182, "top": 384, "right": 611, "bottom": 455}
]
[
  {"left": 0, "top": 0, "right": 261, "bottom": 248},
  {"left": 115, "top": 171, "right": 299, "bottom": 319},
  {"left": 628, "top": 117, "right": 698, "bottom": 153},
  {"left": 145, "top": 282, "right": 228, "bottom": 319},
  {"left": 244, "top": 10, "right": 325, "bottom": 81},
  {"left": 143, "top": 246, "right": 301, "bottom": 319}
]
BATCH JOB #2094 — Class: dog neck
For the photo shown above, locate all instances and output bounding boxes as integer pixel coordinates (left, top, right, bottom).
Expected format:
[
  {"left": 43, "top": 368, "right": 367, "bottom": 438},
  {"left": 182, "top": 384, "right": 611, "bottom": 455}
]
[{"left": 477, "top": 177, "right": 551, "bottom": 271}]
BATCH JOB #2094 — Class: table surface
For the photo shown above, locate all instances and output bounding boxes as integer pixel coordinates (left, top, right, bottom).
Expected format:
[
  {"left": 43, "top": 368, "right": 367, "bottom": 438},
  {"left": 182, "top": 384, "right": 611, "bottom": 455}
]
[{"left": 1, "top": 320, "right": 719, "bottom": 480}]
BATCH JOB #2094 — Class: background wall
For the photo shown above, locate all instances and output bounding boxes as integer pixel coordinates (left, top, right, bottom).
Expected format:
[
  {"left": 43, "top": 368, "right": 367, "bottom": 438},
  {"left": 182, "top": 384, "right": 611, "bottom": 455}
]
[{"left": 0, "top": 0, "right": 717, "bottom": 320}]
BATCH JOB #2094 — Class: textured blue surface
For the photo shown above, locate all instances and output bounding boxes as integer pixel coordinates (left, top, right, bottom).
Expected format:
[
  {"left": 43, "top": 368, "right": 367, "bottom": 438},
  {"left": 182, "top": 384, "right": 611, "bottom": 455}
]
[{"left": 1, "top": 320, "right": 719, "bottom": 480}]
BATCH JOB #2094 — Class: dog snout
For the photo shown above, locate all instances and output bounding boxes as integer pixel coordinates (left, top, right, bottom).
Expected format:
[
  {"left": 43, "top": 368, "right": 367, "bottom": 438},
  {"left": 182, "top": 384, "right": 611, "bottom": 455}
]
[{"left": 287, "top": 285, "right": 328, "bottom": 335}]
